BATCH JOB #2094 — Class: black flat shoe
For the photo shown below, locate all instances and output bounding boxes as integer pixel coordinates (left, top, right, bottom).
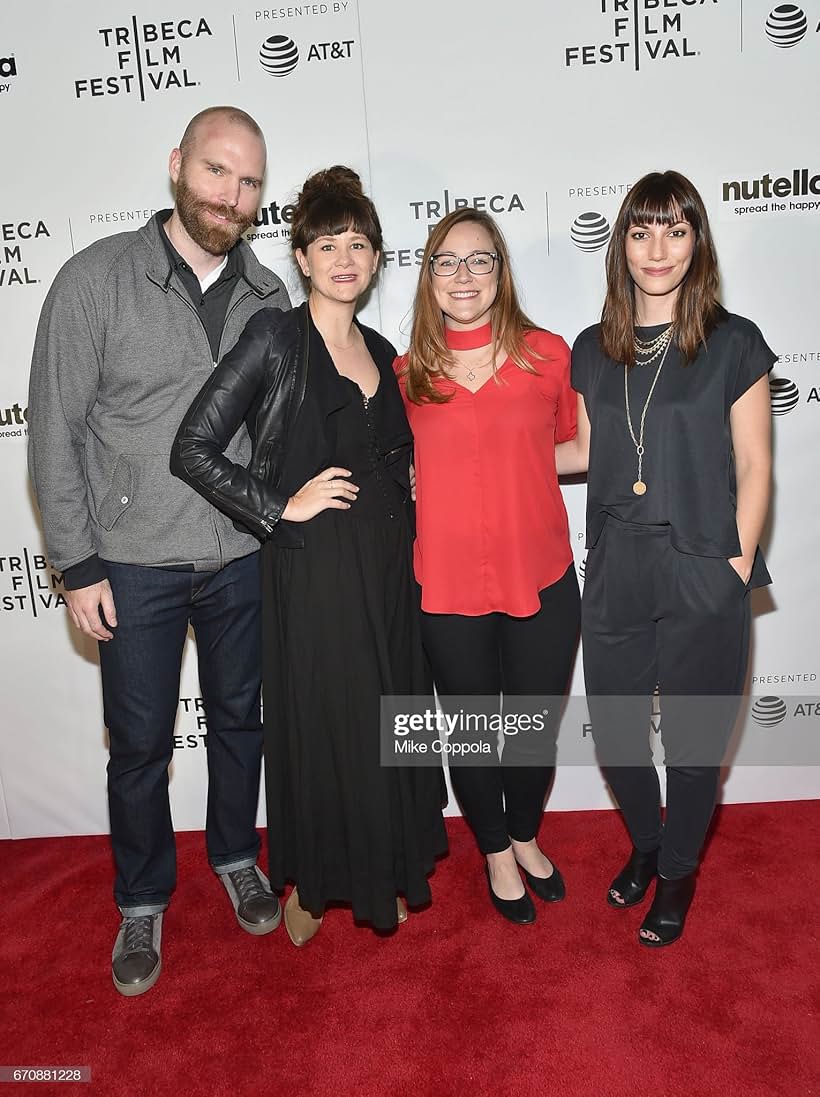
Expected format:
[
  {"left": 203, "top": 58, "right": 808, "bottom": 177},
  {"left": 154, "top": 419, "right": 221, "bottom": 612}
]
[
  {"left": 521, "top": 863, "right": 566, "bottom": 903},
  {"left": 484, "top": 866, "right": 536, "bottom": 925},
  {"left": 607, "top": 846, "right": 659, "bottom": 909},
  {"left": 638, "top": 872, "right": 696, "bottom": 948}
]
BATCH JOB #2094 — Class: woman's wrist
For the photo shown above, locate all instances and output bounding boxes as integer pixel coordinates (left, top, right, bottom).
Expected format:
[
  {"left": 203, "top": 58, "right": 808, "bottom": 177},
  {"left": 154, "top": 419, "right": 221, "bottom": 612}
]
[{"left": 729, "top": 553, "right": 754, "bottom": 582}]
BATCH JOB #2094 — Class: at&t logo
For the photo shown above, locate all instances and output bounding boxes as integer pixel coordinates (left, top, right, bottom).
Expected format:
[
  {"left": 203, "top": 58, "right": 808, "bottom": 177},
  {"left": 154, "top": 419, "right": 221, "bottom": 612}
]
[
  {"left": 260, "top": 35, "right": 299, "bottom": 76},
  {"left": 751, "top": 695, "right": 820, "bottom": 727},
  {"left": 258, "top": 34, "right": 354, "bottom": 77},
  {"left": 570, "top": 212, "right": 611, "bottom": 252},
  {"left": 769, "top": 376, "right": 799, "bottom": 414},
  {"left": 769, "top": 375, "right": 820, "bottom": 413},
  {"left": 74, "top": 18, "right": 212, "bottom": 100},
  {"left": 751, "top": 696, "right": 787, "bottom": 726},
  {"left": 765, "top": 5, "right": 808, "bottom": 46}
]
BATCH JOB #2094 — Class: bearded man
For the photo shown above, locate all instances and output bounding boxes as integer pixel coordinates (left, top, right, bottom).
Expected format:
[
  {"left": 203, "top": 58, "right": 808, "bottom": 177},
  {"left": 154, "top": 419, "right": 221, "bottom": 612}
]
[{"left": 28, "top": 107, "right": 290, "bottom": 996}]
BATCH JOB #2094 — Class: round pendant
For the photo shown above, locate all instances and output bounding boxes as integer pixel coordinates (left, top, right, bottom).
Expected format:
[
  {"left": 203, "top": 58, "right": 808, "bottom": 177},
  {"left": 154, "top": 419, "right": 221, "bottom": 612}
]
[{"left": 632, "top": 480, "right": 647, "bottom": 496}]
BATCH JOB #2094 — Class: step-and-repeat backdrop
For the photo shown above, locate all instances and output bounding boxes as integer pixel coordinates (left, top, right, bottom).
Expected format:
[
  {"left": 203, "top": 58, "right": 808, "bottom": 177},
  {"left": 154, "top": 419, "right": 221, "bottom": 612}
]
[{"left": 2, "top": 1, "right": 818, "bottom": 839}]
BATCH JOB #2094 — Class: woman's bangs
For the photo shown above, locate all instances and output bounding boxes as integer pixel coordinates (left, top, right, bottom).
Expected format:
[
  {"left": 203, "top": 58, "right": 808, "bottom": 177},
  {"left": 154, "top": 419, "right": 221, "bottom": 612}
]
[
  {"left": 304, "top": 199, "right": 374, "bottom": 245},
  {"left": 625, "top": 177, "right": 695, "bottom": 229}
]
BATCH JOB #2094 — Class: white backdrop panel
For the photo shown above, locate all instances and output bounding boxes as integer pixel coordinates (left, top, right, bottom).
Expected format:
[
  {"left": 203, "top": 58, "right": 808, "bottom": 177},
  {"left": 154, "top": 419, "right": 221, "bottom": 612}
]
[{"left": 1, "top": 0, "right": 818, "bottom": 838}]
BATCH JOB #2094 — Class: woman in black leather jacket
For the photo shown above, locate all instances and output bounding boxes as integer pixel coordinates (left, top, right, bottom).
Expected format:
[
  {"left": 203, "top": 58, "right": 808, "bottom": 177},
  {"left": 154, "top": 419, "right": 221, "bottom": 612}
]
[{"left": 172, "top": 166, "right": 446, "bottom": 945}]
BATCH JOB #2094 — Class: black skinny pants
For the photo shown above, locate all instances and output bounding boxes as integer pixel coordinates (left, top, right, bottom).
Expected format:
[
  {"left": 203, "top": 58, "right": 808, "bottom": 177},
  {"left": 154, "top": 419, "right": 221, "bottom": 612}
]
[
  {"left": 421, "top": 564, "right": 581, "bottom": 854},
  {"left": 582, "top": 518, "right": 751, "bottom": 880}
]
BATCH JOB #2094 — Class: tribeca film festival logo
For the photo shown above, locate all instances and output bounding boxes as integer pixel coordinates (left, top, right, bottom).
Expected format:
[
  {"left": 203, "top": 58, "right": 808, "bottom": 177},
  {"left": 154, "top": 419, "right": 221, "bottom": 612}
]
[
  {"left": 564, "top": 0, "right": 720, "bottom": 71},
  {"left": 383, "top": 189, "right": 526, "bottom": 269},
  {"left": 0, "top": 400, "right": 27, "bottom": 440},
  {"left": 258, "top": 34, "right": 354, "bottom": 78},
  {"left": 0, "top": 52, "right": 17, "bottom": 96},
  {"left": 0, "top": 219, "right": 50, "bottom": 288},
  {"left": 74, "top": 17, "right": 212, "bottom": 100},
  {"left": 0, "top": 549, "right": 66, "bottom": 616},
  {"left": 175, "top": 697, "right": 208, "bottom": 750}
]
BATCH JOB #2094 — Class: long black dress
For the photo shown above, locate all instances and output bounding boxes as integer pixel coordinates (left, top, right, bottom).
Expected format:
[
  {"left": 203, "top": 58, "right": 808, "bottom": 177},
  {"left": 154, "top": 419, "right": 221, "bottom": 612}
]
[{"left": 261, "top": 321, "right": 447, "bottom": 930}]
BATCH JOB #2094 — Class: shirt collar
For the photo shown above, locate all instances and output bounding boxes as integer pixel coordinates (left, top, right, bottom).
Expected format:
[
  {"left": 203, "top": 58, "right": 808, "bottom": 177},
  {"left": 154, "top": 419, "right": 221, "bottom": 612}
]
[{"left": 158, "top": 208, "right": 242, "bottom": 288}]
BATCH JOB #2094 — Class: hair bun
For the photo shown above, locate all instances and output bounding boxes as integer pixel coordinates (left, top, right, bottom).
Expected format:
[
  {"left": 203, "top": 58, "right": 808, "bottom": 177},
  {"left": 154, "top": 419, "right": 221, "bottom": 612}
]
[{"left": 299, "top": 165, "right": 365, "bottom": 206}]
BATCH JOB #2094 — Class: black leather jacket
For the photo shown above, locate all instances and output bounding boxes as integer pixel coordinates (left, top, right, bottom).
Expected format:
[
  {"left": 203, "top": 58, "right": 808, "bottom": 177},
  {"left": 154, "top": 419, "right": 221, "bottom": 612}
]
[{"left": 171, "top": 302, "right": 412, "bottom": 548}]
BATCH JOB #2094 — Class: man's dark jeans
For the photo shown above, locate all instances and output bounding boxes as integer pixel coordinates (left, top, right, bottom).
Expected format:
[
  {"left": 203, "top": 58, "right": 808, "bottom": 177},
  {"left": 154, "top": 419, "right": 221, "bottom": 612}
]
[{"left": 99, "top": 552, "right": 263, "bottom": 915}]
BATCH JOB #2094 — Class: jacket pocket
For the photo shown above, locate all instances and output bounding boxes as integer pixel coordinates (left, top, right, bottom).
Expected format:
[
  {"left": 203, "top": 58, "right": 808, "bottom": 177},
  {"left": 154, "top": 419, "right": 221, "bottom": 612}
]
[{"left": 97, "top": 456, "right": 134, "bottom": 531}]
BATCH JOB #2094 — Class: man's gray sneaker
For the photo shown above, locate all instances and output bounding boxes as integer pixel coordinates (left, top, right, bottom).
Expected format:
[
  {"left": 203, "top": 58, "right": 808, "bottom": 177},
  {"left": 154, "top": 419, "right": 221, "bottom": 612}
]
[
  {"left": 220, "top": 865, "right": 281, "bottom": 935},
  {"left": 112, "top": 913, "right": 163, "bottom": 997}
]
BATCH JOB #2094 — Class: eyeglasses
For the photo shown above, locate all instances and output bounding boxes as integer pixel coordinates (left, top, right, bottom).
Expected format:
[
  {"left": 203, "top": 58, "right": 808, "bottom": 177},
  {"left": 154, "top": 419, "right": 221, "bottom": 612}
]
[{"left": 429, "top": 251, "right": 498, "bottom": 276}]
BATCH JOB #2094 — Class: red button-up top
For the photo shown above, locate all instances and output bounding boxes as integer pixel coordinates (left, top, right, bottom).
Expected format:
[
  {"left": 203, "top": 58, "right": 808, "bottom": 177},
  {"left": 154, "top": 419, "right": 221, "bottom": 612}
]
[{"left": 395, "top": 329, "right": 576, "bottom": 617}]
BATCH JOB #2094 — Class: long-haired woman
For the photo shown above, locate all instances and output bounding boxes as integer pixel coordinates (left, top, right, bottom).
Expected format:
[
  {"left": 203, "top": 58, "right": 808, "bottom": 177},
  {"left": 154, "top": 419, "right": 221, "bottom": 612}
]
[
  {"left": 396, "top": 208, "right": 583, "bottom": 924},
  {"left": 570, "top": 170, "right": 774, "bottom": 946},
  {"left": 172, "top": 166, "right": 446, "bottom": 944}
]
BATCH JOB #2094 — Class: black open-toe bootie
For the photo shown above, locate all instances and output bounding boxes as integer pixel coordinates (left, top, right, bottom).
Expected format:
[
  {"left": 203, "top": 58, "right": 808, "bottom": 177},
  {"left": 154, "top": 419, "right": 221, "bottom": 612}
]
[
  {"left": 607, "top": 846, "right": 659, "bottom": 909},
  {"left": 638, "top": 871, "right": 696, "bottom": 948}
]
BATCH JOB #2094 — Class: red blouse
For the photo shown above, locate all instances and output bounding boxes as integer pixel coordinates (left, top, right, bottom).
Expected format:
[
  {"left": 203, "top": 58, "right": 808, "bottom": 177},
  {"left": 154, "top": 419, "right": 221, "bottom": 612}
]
[{"left": 395, "top": 329, "right": 576, "bottom": 617}]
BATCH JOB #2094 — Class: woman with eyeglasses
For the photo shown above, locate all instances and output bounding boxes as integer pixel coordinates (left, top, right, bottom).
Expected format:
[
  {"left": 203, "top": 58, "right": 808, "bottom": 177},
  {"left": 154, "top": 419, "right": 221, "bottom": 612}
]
[
  {"left": 394, "top": 208, "right": 584, "bottom": 924},
  {"left": 569, "top": 171, "right": 774, "bottom": 947}
]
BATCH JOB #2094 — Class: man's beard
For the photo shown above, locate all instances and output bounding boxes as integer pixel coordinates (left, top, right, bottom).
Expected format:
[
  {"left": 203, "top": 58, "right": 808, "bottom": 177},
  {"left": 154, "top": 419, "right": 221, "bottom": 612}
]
[{"left": 175, "top": 170, "right": 255, "bottom": 255}]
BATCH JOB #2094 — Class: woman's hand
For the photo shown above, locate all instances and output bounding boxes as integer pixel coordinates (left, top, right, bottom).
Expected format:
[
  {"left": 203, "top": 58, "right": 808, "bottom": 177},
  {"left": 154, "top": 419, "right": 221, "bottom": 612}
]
[
  {"left": 729, "top": 375, "right": 772, "bottom": 587},
  {"left": 283, "top": 467, "right": 359, "bottom": 522},
  {"left": 728, "top": 555, "right": 753, "bottom": 586}
]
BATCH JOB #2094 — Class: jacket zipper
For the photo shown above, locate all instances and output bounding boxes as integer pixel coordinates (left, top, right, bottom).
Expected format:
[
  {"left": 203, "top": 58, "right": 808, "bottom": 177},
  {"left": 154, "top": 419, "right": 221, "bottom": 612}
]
[
  {"left": 169, "top": 284, "right": 273, "bottom": 536},
  {"left": 266, "top": 305, "right": 309, "bottom": 491},
  {"left": 169, "top": 284, "right": 218, "bottom": 365},
  {"left": 218, "top": 286, "right": 256, "bottom": 361}
]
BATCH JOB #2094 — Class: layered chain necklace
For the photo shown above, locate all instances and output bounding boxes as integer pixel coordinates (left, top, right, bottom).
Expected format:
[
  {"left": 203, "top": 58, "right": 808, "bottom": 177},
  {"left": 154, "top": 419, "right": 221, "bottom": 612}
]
[
  {"left": 633, "top": 323, "right": 674, "bottom": 367},
  {"left": 625, "top": 324, "right": 675, "bottom": 496}
]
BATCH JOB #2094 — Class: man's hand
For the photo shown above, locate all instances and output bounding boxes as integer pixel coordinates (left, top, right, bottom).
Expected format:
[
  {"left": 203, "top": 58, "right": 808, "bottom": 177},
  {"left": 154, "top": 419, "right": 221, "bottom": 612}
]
[
  {"left": 409, "top": 463, "right": 416, "bottom": 503},
  {"left": 65, "top": 579, "right": 118, "bottom": 641}
]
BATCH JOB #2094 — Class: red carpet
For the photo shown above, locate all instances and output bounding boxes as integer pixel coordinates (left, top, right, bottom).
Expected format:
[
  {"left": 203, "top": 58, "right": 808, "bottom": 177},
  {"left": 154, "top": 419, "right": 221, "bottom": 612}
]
[{"left": 1, "top": 802, "right": 818, "bottom": 1097}]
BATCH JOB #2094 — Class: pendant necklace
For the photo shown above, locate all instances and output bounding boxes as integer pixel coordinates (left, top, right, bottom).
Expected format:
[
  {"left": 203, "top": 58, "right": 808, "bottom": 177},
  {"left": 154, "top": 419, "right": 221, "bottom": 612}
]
[
  {"left": 625, "top": 327, "right": 674, "bottom": 496},
  {"left": 445, "top": 322, "right": 494, "bottom": 382},
  {"left": 464, "top": 361, "right": 492, "bottom": 383}
]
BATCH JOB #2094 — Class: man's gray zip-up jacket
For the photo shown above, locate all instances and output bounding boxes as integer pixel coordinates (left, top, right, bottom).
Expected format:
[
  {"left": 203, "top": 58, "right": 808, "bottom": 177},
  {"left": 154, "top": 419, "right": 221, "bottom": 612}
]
[{"left": 28, "top": 213, "right": 290, "bottom": 577}]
